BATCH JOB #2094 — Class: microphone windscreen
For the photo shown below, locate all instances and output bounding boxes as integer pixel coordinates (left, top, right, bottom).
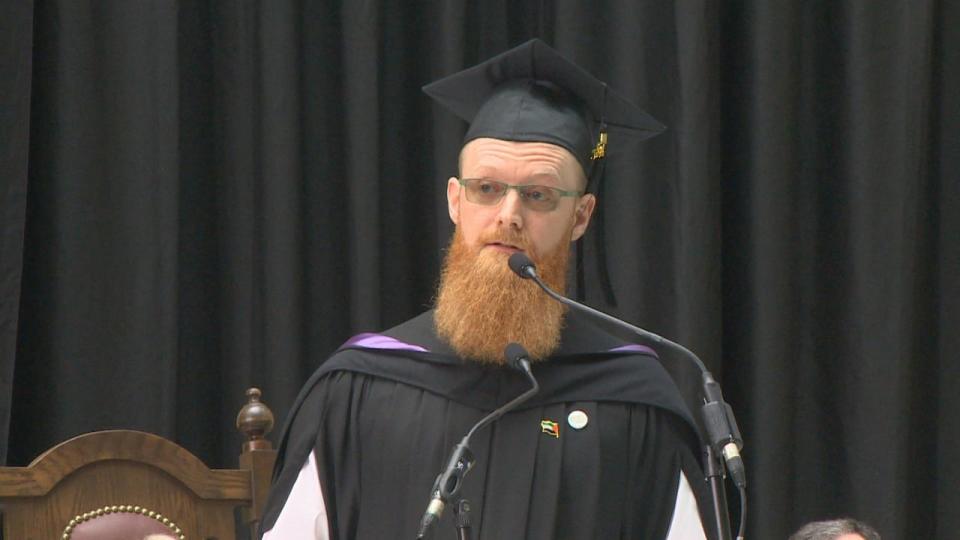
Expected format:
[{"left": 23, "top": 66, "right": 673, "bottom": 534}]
[
  {"left": 503, "top": 342, "right": 530, "bottom": 371},
  {"left": 508, "top": 252, "right": 535, "bottom": 278}
]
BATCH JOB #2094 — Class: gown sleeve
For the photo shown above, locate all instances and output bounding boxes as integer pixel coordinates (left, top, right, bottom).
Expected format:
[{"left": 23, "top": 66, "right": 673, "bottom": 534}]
[
  {"left": 261, "top": 451, "right": 329, "bottom": 540},
  {"left": 258, "top": 371, "right": 333, "bottom": 539},
  {"left": 666, "top": 470, "right": 708, "bottom": 539}
]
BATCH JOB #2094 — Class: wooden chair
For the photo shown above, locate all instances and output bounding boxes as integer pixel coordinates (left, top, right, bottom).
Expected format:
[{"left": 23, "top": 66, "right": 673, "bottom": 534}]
[{"left": 0, "top": 388, "right": 277, "bottom": 540}]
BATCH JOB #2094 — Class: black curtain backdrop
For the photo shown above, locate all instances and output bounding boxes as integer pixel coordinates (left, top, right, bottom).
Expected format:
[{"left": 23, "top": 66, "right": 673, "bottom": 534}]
[{"left": 1, "top": 2, "right": 957, "bottom": 539}]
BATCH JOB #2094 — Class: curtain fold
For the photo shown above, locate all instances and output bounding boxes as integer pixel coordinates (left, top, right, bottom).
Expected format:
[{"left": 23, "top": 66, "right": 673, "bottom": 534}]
[
  {"left": 0, "top": 0, "right": 35, "bottom": 465},
  {"left": 2, "top": 1, "right": 956, "bottom": 538}
]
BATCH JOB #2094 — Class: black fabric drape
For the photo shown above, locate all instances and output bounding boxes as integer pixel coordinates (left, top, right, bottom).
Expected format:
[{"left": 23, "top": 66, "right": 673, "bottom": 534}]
[
  {"left": 1, "top": 2, "right": 957, "bottom": 539},
  {"left": 719, "top": 2, "right": 959, "bottom": 537},
  {"left": 0, "top": 0, "right": 34, "bottom": 467}
]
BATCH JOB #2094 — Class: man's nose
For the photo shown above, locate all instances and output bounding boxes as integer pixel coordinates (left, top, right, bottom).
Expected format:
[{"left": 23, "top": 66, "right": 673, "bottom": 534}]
[{"left": 496, "top": 189, "right": 524, "bottom": 229}]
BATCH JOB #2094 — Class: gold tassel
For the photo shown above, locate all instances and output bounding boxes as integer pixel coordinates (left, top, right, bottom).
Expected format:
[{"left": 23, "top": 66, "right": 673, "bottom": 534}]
[{"left": 590, "top": 130, "right": 607, "bottom": 160}]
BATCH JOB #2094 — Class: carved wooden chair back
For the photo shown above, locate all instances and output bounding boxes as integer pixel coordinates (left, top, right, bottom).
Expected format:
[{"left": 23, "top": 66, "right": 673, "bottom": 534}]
[{"left": 0, "top": 388, "right": 276, "bottom": 540}]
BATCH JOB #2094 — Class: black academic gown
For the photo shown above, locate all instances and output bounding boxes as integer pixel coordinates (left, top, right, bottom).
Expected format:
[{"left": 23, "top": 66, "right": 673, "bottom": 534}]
[{"left": 261, "top": 311, "right": 716, "bottom": 540}]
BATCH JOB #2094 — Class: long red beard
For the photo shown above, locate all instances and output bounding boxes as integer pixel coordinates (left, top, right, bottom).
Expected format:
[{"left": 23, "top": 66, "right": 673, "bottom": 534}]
[{"left": 434, "top": 227, "right": 571, "bottom": 364}]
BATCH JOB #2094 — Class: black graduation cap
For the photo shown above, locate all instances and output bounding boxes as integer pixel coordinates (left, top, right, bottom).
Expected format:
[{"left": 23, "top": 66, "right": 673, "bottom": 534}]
[
  {"left": 423, "top": 39, "right": 666, "bottom": 305},
  {"left": 422, "top": 38, "right": 665, "bottom": 187}
]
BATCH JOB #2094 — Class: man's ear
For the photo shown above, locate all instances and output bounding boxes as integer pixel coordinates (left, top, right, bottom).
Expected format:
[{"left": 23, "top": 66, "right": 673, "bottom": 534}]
[
  {"left": 570, "top": 194, "right": 597, "bottom": 242},
  {"left": 447, "top": 177, "right": 461, "bottom": 224}
]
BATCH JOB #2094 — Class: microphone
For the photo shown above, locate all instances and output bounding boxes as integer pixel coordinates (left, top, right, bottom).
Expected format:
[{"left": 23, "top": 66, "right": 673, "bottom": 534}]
[
  {"left": 504, "top": 342, "right": 533, "bottom": 373},
  {"left": 507, "top": 253, "right": 537, "bottom": 279},
  {"left": 416, "top": 343, "right": 539, "bottom": 539},
  {"left": 506, "top": 252, "right": 745, "bottom": 489}
]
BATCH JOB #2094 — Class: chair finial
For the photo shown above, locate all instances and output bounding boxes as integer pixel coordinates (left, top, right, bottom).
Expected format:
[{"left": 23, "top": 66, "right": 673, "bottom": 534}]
[{"left": 236, "top": 387, "right": 275, "bottom": 449}]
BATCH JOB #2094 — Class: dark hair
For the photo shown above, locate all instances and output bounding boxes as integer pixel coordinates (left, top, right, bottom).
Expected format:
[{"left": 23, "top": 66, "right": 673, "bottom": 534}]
[{"left": 788, "top": 518, "right": 881, "bottom": 540}]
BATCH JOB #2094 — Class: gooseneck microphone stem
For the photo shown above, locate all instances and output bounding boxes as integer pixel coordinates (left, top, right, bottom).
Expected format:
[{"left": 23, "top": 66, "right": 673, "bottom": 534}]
[
  {"left": 508, "top": 252, "right": 745, "bottom": 540},
  {"left": 416, "top": 344, "right": 539, "bottom": 540},
  {"left": 705, "top": 444, "right": 733, "bottom": 540},
  {"left": 454, "top": 499, "right": 472, "bottom": 540},
  {"left": 527, "top": 269, "right": 710, "bottom": 371},
  {"left": 464, "top": 364, "right": 538, "bottom": 441}
]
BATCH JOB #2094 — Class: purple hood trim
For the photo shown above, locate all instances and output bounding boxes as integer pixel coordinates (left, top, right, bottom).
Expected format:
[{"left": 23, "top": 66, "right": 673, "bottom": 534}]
[
  {"left": 608, "top": 344, "right": 658, "bottom": 357},
  {"left": 341, "top": 333, "right": 656, "bottom": 357},
  {"left": 340, "top": 333, "right": 430, "bottom": 353}
]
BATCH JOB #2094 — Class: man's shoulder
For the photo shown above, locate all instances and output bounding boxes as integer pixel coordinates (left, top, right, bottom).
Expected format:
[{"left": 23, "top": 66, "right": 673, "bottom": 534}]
[
  {"left": 313, "top": 309, "right": 441, "bottom": 367},
  {"left": 383, "top": 310, "right": 464, "bottom": 356},
  {"left": 303, "top": 311, "right": 473, "bottom": 401},
  {"left": 553, "top": 310, "right": 659, "bottom": 359},
  {"left": 381, "top": 310, "right": 436, "bottom": 341}
]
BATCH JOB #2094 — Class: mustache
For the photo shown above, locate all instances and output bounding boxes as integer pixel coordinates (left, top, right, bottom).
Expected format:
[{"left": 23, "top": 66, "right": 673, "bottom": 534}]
[{"left": 477, "top": 229, "right": 530, "bottom": 251}]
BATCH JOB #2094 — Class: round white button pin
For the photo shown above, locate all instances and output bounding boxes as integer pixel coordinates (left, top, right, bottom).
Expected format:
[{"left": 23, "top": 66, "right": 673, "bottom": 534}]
[{"left": 567, "top": 410, "right": 588, "bottom": 430}]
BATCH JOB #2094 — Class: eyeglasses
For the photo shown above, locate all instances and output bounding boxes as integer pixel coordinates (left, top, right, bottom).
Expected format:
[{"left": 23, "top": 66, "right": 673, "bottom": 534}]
[{"left": 457, "top": 178, "right": 583, "bottom": 212}]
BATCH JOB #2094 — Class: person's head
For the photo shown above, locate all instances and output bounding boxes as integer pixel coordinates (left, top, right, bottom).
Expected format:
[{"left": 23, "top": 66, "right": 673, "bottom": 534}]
[
  {"left": 788, "top": 518, "right": 881, "bottom": 540},
  {"left": 433, "top": 136, "right": 596, "bottom": 363},
  {"left": 425, "top": 40, "right": 663, "bottom": 363},
  {"left": 448, "top": 137, "right": 596, "bottom": 266}
]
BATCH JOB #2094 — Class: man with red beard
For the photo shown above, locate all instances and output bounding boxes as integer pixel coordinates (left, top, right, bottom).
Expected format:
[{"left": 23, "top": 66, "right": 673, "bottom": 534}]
[{"left": 260, "top": 40, "right": 714, "bottom": 540}]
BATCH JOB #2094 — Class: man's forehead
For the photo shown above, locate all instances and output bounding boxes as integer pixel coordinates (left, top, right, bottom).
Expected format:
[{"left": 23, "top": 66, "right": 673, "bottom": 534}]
[{"left": 461, "top": 138, "right": 580, "bottom": 175}]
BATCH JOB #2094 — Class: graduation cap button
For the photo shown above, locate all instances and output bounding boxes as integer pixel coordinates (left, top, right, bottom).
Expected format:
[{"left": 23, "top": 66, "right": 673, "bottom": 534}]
[{"left": 567, "top": 410, "right": 589, "bottom": 430}]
